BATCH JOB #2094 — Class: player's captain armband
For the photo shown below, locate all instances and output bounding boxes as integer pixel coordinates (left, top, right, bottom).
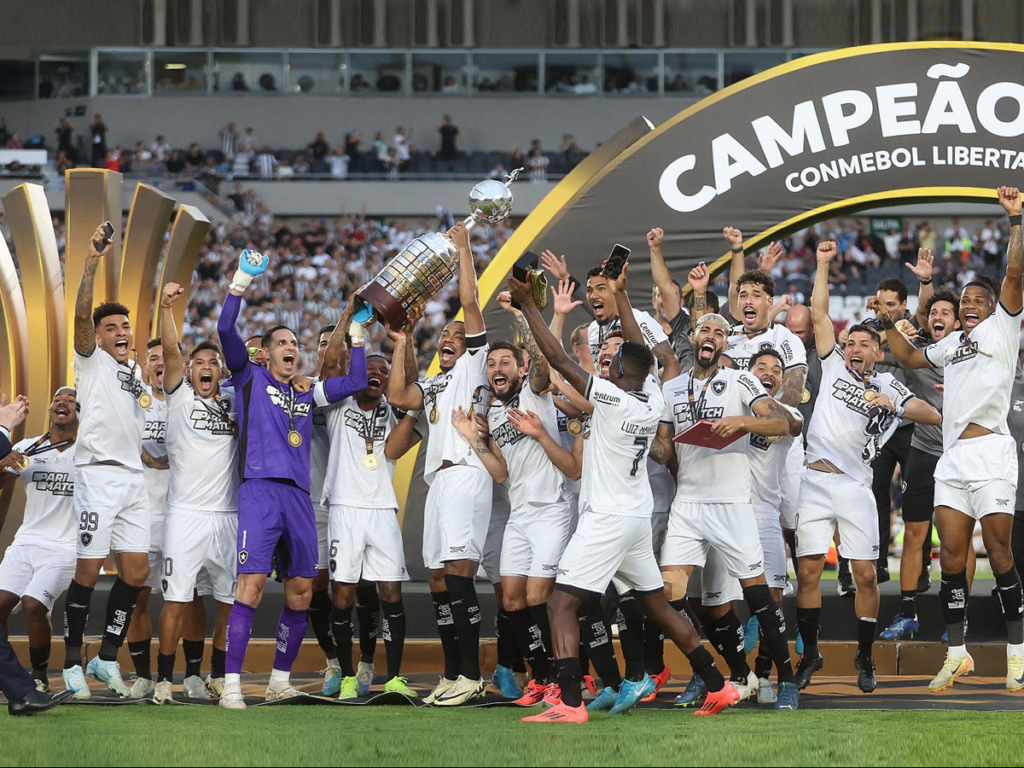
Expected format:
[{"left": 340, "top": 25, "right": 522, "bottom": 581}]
[{"left": 466, "top": 332, "right": 487, "bottom": 351}]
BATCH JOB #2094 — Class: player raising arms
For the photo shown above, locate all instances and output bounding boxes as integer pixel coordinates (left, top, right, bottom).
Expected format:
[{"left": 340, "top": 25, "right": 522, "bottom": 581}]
[
  {"left": 881, "top": 187, "right": 1024, "bottom": 693},
  {"left": 217, "top": 249, "right": 367, "bottom": 709}
]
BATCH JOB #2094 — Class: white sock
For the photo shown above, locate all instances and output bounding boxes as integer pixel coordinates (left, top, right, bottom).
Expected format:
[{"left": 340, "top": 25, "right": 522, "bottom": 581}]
[
  {"left": 269, "top": 669, "right": 291, "bottom": 688},
  {"left": 224, "top": 673, "right": 242, "bottom": 694},
  {"left": 326, "top": 657, "right": 339, "bottom": 669},
  {"left": 1007, "top": 643, "right": 1024, "bottom": 658},
  {"left": 948, "top": 645, "right": 968, "bottom": 659}
]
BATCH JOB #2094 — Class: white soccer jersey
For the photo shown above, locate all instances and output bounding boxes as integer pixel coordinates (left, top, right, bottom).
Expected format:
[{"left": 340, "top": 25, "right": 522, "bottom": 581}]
[
  {"left": 416, "top": 332, "right": 489, "bottom": 483},
  {"left": 7, "top": 435, "right": 76, "bottom": 548},
  {"left": 588, "top": 308, "right": 668, "bottom": 367},
  {"left": 805, "top": 346, "right": 915, "bottom": 485},
  {"left": 662, "top": 368, "right": 769, "bottom": 503},
  {"left": 73, "top": 348, "right": 145, "bottom": 470},
  {"left": 143, "top": 388, "right": 170, "bottom": 506},
  {"left": 924, "top": 302, "right": 1021, "bottom": 452},
  {"left": 726, "top": 323, "right": 808, "bottom": 372},
  {"left": 580, "top": 376, "right": 663, "bottom": 519},
  {"left": 309, "top": 376, "right": 330, "bottom": 511},
  {"left": 323, "top": 395, "right": 409, "bottom": 510},
  {"left": 747, "top": 420, "right": 798, "bottom": 510},
  {"left": 487, "top": 384, "right": 566, "bottom": 512},
  {"left": 165, "top": 382, "right": 239, "bottom": 512},
  {"left": 554, "top": 406, "right": 581, "bottom": 496}
]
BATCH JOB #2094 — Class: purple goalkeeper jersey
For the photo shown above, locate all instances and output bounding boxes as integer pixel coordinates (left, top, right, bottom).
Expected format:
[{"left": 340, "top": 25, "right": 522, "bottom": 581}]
[{"left": 218, "top": 292, "right": 367, "bottom": 492}]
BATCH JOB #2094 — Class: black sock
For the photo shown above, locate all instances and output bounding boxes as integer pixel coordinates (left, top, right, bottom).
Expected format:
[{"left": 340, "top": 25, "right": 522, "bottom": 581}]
[
  {"left": 578, "top": 640, "right": 591, "bottom": 677},
  {"left": 754, "top": 634, "right": 774, "bottom": 680},
  {"left": 380, "top": 599, "right": 406, "bottom": 680},
  {"left": 643, "top": 617, "right": 666, "bottom": 675},
  {"left": 578, "top": 611, "right": 622, "bottom": 690},
  {"left": 211, "top": 647, "right": 226, "bottom": 679},
  {"left": 495, "top": 608, "right": 516, "bottom": 669},
  {"left": 857, "top": 618, "right": 876, "bottom": 662},
  {"left": 554, "top": 657, "right": 583, "bottom": 707},
  {"left": 128, "top": 639, "right": 152, "bottom": 679},
  {"left": 940, "top": 570, "right": 969, "bottom": 647},
  {"left": 508, "top": 608, "right": 548, "bottom": 682},
  {"left": 616, "top": 596, "right": 646, "bottom": 682},
  {"left": 995, "top": 567, "right": 1024, "bottom": 645},
  {"left": 182, "top": 638, "right": 205, "bottom": 679},
  {"left": 684, "top": 645, "right": 726, "bottom": 692},
  {"left": 671, "top": 597, "right": 702, "bottom": 633},
  {"left": 330, "top": 604, "right": 355, "bottom": 677},
  {"left": 783, "top": 529, "right": 799, "bottom": 577},
  {"left": 529, "top": 604, "right": 554, "bottom": 682},
  {"left": 308, "top": 589, "right": 338, "bottom": 661},
  {"left": 355, "top": 582, "right": 380, "bottom": 665},
  {"left": 707, "top": 611, "right": 749, "bottom": 682},
  {"left": 431, "top": 590, "right": 461, "bottom": 681},
  {"left": 900, "top": 589, "right": 917, "bottom": 619},
  {"left": 63, "top": 580, "right": 93, "bottom": 668},
  {"left": 99, "top": 578, "right": 141, "bottom": 661},
  {"left": 444, "top": 574, "right": 482, "bottom": 680},
  {"left": 29, "top": 644, "right": 49, "bottom": 684},
  {"left": 797, "top": 607, "right": 821, "bottom": 660},
  {"left": 157, "top": 652, "right": 176, "bottom": 683},
  {"left": 744, "top": 584, "right": 795, "bottom": 684}
]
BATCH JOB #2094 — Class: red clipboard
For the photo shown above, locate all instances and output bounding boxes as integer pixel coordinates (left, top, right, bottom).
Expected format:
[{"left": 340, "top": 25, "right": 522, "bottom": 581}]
[{"left": 672, "top": 420, "right": 747, "bottom": 450}]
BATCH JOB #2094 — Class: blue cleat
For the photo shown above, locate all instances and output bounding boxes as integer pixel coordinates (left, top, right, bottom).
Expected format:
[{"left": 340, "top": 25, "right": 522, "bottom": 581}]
[
  {"left": 673, "top": 674, "right": 707, "bottom": 708},
  {"left": 86, "top": 657, "right": 132, "bottom": 697},
  {"left": 586, "top": 686, "right": 619, "bottom": 712},
  {"left": 492, "top": 665, "right": 522, "bottom": 699},
  {"left": 879, "top": 613, "right": 919, "bottom": 641},
  {"left": 743, "top": 615, "right": 759, "bottom": 654},
  {"left": 322, "top": 665, "right": 342, "bottom": 697},
  {"left": 775, "top": 681, "right": 800, "bottom": 710},
  {"left": 608, "top": 674, "right": 655, "bottom": 715}
]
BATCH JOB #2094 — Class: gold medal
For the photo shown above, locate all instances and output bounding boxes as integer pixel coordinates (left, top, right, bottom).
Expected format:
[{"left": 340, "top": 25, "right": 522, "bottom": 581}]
[
  {"left": 567, "top": 419, "right": 583, "bottom": 436},
  {"left": 863, "top": 390, "right": 877, "bottom": 402},
  {"left": 429, "top": 405, "right": 438, "bottom": 424},
  {"left": 138, "top": 392, "right": 152, "bottom": 409},
  {"left": 14, "top": 454, "right": 28, "bottom": 470},
  {"left": 363, "top": 454, "right": 379, "bottom": 471},
  {"left": 288, "top": 429, "right": 302, "bottom": 448},
  {"left": 800, "top": 388, "right": 810, "bottom": 404},
  {"left": 767, "top": 435, "right": 782, "bottom": 443}
]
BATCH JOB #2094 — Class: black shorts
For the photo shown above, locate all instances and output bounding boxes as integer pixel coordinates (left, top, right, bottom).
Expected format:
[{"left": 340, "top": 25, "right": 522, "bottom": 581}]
[{"left": 901, "top": 447, "right": 940, "bottom": 524}]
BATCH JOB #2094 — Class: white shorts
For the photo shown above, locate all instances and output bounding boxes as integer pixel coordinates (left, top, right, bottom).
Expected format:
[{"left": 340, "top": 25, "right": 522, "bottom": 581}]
[
  {"left": 314, "top": 504, "right": 329, "bottom": 571},
  {"left": 481, "top": 486, "right": 510, "bottom": 584},
  {"left": 0, "top": 541, "right": 75, "bottom": 611},
  {"left": 161, "top": 505, "right": 238, "bottom": 604},
  {"left": 75, "top": 465, "right": 149, "bottom": 556},
  {"left": 795, "top": 470, "right": 878, "bottom": 561},
  {"left": 661, "top": 500, "right": 765, "bottom": 579},
  {"left": 557, "top": 511, "right": 664, "bottom": 595},
  {"left": 500, "top": 502, "right": 574, "bottom": 579},
  {"left": 329, "top": 504, "right": 409, "bottom": 584},
  {"left": 145, "top": 507, "right": 168, "bottom": 591},
  {"left": 780, "top": 439, "right": 806, "bottom": 530},
  {"left": 934, "top": 433, "right": 1017, "bottom": 520},
  {"left": 685, "top": 555, "right": 743, "bottom": 607},
  {"left": 423, "top": 465, "right": 493, "bottom": 569},
  {"left": 754, "top": 503, "right": 788, "bottom": 590}
]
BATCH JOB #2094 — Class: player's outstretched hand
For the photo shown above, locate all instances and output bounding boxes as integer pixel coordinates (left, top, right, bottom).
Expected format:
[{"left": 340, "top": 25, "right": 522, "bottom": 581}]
[
  {"left": 452, "top": 406, "right": 483, "bottom": 443},
  {"left": 864, "top": 391, "right": 896, "bottom": 413},
  {"left": 0, "top": 450, "right": 24, "bottom": 470},
  {"left": 865, "top": 296, "right": 891, "bottom": 322},
  {"left": 605, "top": 261, "right": 628, "bottom": 294},
  {"left": 647, "top": 228, "right": 664, "bottom": 249},
  {"left": 816, "top": 240, "right": 837, "bottom": 264},
  {"left": 551, "top": 278, "right": 582, "bottom": 316},
  {"left": 497, "top": 291, "right": 520, "bottom": 315},
  {"left": 907, "top": 248, "right": 934, "bottom": 281},
  {"left": 688, "top": 262, "right": 710, "bottom": 294},
  {"left": 447, "top": 222, "right": 470, "bottom": 252},
  {"left": 758, "top": 241, "right": 784, "bottom": 272},
  {"left": 710, "top": 416, "right": 746, "bottom": 438},
  {"left": 88, "top": 223, "right": 113, "bottom": 260},
  {"left": 0, "top": 394, "right": 29, "bottom": 431},
  {"left": 998, "top": 186, "right": 1022, "bottom": 217},
  {"left": 895, "top": 318, "right": 920, "bottom": 341},
  {"left": 238, "top": 248, "right": 269, "bottom": 277},
  {"left": 508, "top": 275, "right": 535, "bottom": 309},
  {"left": 162, "top": 282, "right": 185, "bottom": 308},
  {"left": 541, "top": 250, "right": 570, "bottom": 281},
  {"left": 507, "top": 408, "right": 544, "bottom": 437},
  {"left": 723, "top": 227, "right": 743, "bottom": 249}
]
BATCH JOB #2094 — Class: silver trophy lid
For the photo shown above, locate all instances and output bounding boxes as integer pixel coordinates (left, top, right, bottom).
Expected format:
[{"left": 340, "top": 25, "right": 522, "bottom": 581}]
[{"left": 467, "top": 168, "right": 522, "bottom": 224}]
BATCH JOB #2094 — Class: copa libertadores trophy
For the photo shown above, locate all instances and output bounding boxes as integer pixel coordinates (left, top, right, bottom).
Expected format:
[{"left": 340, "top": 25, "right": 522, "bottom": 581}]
[{"left": 352, "top": 169, "right": 522, "bottom": 328}]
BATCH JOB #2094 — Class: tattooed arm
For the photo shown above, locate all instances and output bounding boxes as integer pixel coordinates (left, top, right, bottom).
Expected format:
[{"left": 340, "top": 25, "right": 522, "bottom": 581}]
[
  {"left": 713, "top": 396, "right": 801, "bottom": 439},
  {"left": 451, "top": 405, "right": 508, "bottom": 483},
  {"left": 497, "top": 291, "right": 551, "bottom": 393},
  {"left": 74, "top": 224, "right": 113, "bottom": 356},
  {"left": 649, "top": 422, "right": 674, "bottom": 465},
  {"left": 998, "top": 186, "right": 1023, "bottom": 314},
  {"left": 779, "top": 366, "right": 808, "bottom": 410}
]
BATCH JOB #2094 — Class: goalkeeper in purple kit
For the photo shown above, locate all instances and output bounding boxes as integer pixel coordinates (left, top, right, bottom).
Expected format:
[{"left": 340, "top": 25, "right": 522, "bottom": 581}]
[{"left": 217, "top": 249, "right": 368, "bottom": 709}]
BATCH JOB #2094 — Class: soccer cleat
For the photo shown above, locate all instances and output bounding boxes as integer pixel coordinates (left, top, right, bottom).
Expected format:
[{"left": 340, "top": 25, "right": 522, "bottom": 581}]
[
  {"left": 62, "top": 665, "right": 91, "bottom": 700},
  {"left": 694, "top": 682, "right": 740, "bottom": 716},
  {"left": 433, "top": 675, "right": 487, "bottom": 707},
  {"left": 86, "top": 657, "right": 132, "bottom": 697},
  {"left": 356, "top": 661, "right": 374, "bottom": 697},
  {"left": 339, "top": 676, "right": 359, "bottom": 700},
  {"left": 542, "top": 682, "right": 562, "bottom": 707},
  {"left": 492, "top": 664, "right": 522, "bottom": 699},
  {"left": 918, "top": 569, "right": 932, "bottom": 593},
  {"left": 205, "top": 676, "right": 225, "bottom": 697},
  {"left": 880, "top": 613, "right": 919, "bottom": 641},
  {"left": 837, "top": 571, "right": 856, "bottom": 598},
  {"left": 608, "top": 674, "right": 655, "bottom": 715},
  {"left": 673, "top": 675, "right": 707, "bottom": 708},
  {"left": 154, "top": 680, "right": 173, "bottom": 703},
  {"left": 855, "top": 657, "right": 877, "bottom": 693},
  {"left": 794, "top": 654, "right": 824, "bottom": 690},
  {"left": 582, "top": 675, "right": 597, "bottom": 695},
  {"left": 265, "top": 684, "right": 302, "bottom": 702},
  {"left": 733, "top": 671, "right": 760, "bottom": 702},
  {"left": 514, "top": 680, "right": 548, "bottom": 706},
  {"left": 384, "top": 676, "right": 419, "bottom": 698},
  {"left": 929, "top": 652, "right": 974, "bottom": 692},
  {"left": 756, "top": 678, "right": 777, "bottom": 705},
  {"left": 423, "top": 676, "right": 456, "bottom": 705},
  {"left": 219, "top": 690, "right": 247, "bottom": 710},
  {"left": 743, "top": 615, "right": 759, "bottom": 654},
  {"left": 641, "top": 666, "right": 671, "bottom": 703},
  {"left": 34, "top": 679, "right": 50, "bottom": 694},
  {"left": 521, "top": 701, "right": 588, "bottom": 723},
  {"left": 1006, "top": 655, "right": 1024, "bottom": 692},
  {"left": 183, "top": 675, "right": 209, "bottom": 699},
  {"left": 586, "top": 687, "right": 619, "bottom": 712},
  {"left": 322, "top": 665, "right": 342, "bottom": 697},
  {"left": 130, "top": 678, "right": 155, "bottom": 699},
  {"left": 775, "top": 681, "right": 800, "bottom": 710}
]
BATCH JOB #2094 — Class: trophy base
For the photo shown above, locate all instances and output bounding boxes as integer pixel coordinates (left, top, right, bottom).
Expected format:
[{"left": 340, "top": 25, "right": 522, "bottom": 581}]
[{"left": 356, "top": 282, "right": 410, "bottom": 330}]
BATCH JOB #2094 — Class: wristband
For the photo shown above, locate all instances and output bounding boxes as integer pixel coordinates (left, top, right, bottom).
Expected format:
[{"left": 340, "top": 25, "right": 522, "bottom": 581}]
[
  {"left": 349, "top": 322, "right": 366, "bottom": 344},
  {"left": 730, "top": 247, "right": 744, "bottom": 254},
  {"left": 1011, "top": 214, "right": 1022, "bottom": 227},
  {"left": 919, "top": 278, "right": 932, "bottom": 285},
  {"left": 879, "top": 318, "right": 896, "bottom": 331},
  {"left": 230, "top": 269, "right": 254, "bottom": 291}
]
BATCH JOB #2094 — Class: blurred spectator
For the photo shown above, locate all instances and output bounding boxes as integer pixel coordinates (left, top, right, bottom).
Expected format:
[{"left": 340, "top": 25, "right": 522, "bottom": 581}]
[
  {"left": 488, "top": 162, "right": 507, "bottom": 181},
  {"left": 237, "top": 127, "right": 257, "bottom": 155},
  {"left": 881, "top": 228, "right": 900, "bottom": 261},
  {"left": 151, "top": 135, "right": 170, "bottom": 163},
  {"left": 561, "top": 134, "right": 582, "bottom": 171},
  {"left": 185, "top": 143, "right": 204, "bottom": 170},
  {"left": 393, "top": 127, "right": 412, "bottom": 173},
  {"left": 165, "top": 150, "right": 186, "bottom": 175},
  {"left": 437, "top": 115, "right": 461, "bottom": 162},
  {"left": 508, "top": 145, "right": 526, "bottom": 172},
  {"left": 897, "top": 224, "right": 917, "bottom": 267},
  {"left": 327, "top": 148, "right": 349, "bottom": 179},
  {"left": 308, "top": 132, "right": 329, "bottom": 162},
  {"left": 5, "top": 133, "right": 23, "bottom": 149},
  {"left": 53, "top": 118, "right": 75, "bottom": 160},
  {"left": 477, "top": 77, "right": 496, "bottom": 92},
  {"left": 373, "top": 132, "right": 390, "bottom": 172},
  {"left": 292, "top": 153, "right": 311, "bottom": 175},
  {"left": 350, "top": 74, "right": 370, "bottom": 93},
  {"left": 103, "top": 148, "right": 121, "bottom": 172},
  {"left": 257, "top": 146, "right": 278, "bottom": 179},
  {"left": 917, "top": 221, "right": 938, "bottom": 253},
  {"left": 228, "top": 183, "right": 246, "bottom": 212},
  {"left": 219, "top": 122, "right": 238, "bottom": 159},
  {"left": 344, "top": 129, "right": 362, "bottom": 162},
  {"left": 0, "top": 118, "right": 9, "bottom": 146},
  {"left": 232, "top": 73, "right": 249, "bottom": 91},
  {"left": 528, "top": 146, "right": 549, "bottom": 183},
  {"left": 90, "top": 114, "right": 108, "bottom": 167},
  {"left": 441, "top": 76, "right": 460, "bottom": 94}
]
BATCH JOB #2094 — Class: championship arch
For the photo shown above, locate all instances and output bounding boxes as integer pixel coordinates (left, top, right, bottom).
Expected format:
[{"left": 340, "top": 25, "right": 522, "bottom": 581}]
[{"left": 395, "top": 41, "right": 1024, "bottom": 576}]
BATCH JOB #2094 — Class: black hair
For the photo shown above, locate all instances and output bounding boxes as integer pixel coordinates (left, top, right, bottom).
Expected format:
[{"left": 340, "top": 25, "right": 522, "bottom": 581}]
[
  {"left": 261, "top": 325, "right": 294, "bottom": 347},
  {"left": 587, "top": 266, "right": 605, "bottom": 279},
  {"left": 618, "top": 340, "right": 653, "bottom": 380},
  {"left": 318, "top": 324, "right": 337, "bottom": 339},
  {"left": 189, "top": 340, "right": 222, "bottom": 359},
  {"left": 245, "top": 334, "right": 262, "bottom": 345},
  {"left": 875, "top": 278, "right": 908, "bottom": 304},
  {"left": 92, "top": 302, "right": 130, "bottom": 327},
  {"left": 737, "top": 269, "right": 776, "bottom": 298},
  {"left": 925, "top": 289, "right": 960, "bottom": 318},
  {"left": 366, "top": 353, "right": 389, "bottom": 366},
  {"left": 489, "top": 340, "right": 524, "bottom": 367},
  {"left": 748, "top": 347, "right": 784, "bottom": 370},
  {"left": 847, "top": 323, "right": 882, "bottom": 346},
  {"left": 963, "top": 277, "right": 998, "bottom": 306},
  {"left": 147, "top": 337, "right": 162, "bottom": 350}
]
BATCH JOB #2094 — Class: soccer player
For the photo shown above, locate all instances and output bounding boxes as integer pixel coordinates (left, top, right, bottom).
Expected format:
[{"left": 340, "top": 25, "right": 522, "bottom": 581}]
[
  {"left": 794, "top": 241, "right": 940, "bottom": 694},
  {"left": 880, "top": 186, "right": 1024, "bottom": 693},
  {"left": 511, "top": 268, "right": 737, "bottom": 724},
  {"left": 62, "top": 224, "right": 152, "bottom": 699},
  {"left": 217, "top": 249, "right": 368, "bottom": 709},
  {"left": 152, "top": 282, "right": 240, "bottom": 703},
  {"left": 323, "top": 317, "right": 422, "bottom": 700},
  {"left": 387, "top": 222, "right": 495, "bottom": 706},
  {"left": 0, "top": 388, "right": 78, "bottom": 692}
]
